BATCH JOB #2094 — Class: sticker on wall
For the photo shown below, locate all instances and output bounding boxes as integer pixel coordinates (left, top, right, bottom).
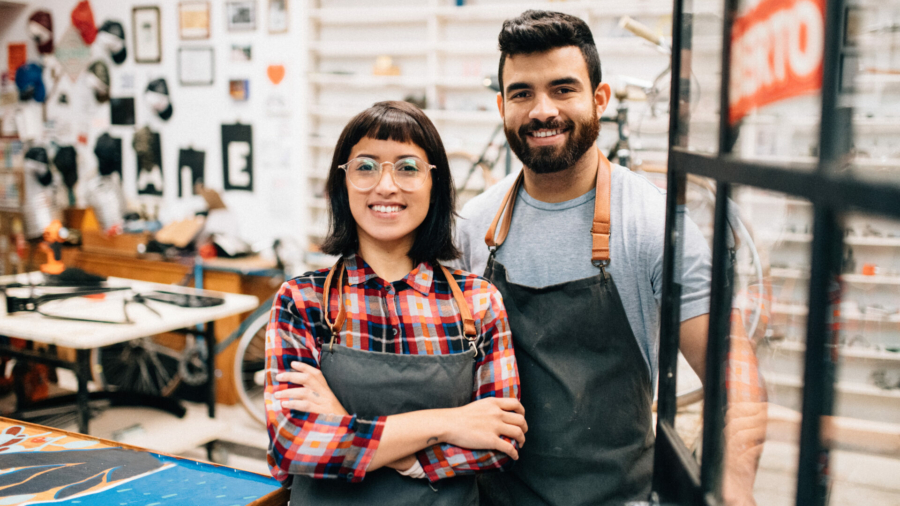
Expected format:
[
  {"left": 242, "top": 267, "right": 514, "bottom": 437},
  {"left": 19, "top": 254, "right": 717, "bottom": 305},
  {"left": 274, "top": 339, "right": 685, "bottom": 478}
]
[
  {"left": 221, "top": 123, "right": 253, "bottom": 191},
  {"left": 134, "top": 126, "right": 163, "bottom": 196},
  {"left": 55, "top": 27, "right": 92, "bottom": 80},
  {"left": 178, "top": 148, "right": 205, "bottom": 197},
  {"left": 266, "top": 64, "right": 284, "bottom": 85},
  {"left": 229, "top": 79, "right": 249, "bottom": 101}
]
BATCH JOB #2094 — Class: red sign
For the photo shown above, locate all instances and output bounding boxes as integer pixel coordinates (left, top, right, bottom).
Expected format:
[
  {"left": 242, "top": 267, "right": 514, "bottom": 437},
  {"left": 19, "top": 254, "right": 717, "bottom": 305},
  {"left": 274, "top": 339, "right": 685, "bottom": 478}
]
[
  {"left": 729, "top": 0, "right": 826, "bottom": 124},
  {"left": 7, "top": 43, "right": 26, "bottom": 77}
]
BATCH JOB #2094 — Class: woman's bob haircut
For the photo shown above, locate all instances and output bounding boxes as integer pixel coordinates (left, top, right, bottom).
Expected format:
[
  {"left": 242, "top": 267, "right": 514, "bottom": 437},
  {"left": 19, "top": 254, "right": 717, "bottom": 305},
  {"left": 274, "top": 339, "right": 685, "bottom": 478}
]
[{"left": 321, "top": 101, "right": 460, "bottom": 265}]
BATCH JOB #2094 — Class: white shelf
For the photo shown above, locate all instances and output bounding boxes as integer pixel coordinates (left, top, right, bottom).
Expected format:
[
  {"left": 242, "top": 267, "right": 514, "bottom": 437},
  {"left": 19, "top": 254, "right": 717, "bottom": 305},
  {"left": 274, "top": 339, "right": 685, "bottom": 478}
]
[
  {"left": 310, "top": 41, "right": 429, "bottom": 57},
  {"left": 309, "top": 198, "right": 328, "bottom": 211},
  {"left": 310, "top": 7, "right": 432, "bottom": 24},
  {"left": 761, "top": 268, "right": 900, "bottom": 285},
  {"left": 762, "top": 233, "right": 900, "bottom": 247},
  {"left": 772, "top": 303, "right": 900, "bottom": 323},
  {"left": 769, "top": 340, "right": 900, "bottom": 361},
  {"left": 310, "top": 106, "right": 499, "bottom": 124},
  {"left": 309, "top": 73, "right": 430, "bottom": 88},
  {"left": 310, "top": 1, "right": 722, "bottom": 25},
  {"left": 309, "top": 73, "right": 491, "bottom": 90},
  {"left": 765, "top": 372, "right": 900, "bottom": 400}
]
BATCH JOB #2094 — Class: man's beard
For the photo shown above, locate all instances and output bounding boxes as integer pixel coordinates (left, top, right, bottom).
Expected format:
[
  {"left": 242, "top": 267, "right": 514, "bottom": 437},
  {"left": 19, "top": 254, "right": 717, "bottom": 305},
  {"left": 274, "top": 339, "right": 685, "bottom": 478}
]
[{"left": 505, "top": 111, "right": 600, "bottom": 175}]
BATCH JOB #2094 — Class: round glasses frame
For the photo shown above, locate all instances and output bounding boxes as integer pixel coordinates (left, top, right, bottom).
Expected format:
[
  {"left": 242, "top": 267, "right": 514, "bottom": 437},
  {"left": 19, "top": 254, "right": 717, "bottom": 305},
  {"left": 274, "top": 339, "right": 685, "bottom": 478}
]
[{"left": 338, "top": 157, "right": 436, "bottom": 192}]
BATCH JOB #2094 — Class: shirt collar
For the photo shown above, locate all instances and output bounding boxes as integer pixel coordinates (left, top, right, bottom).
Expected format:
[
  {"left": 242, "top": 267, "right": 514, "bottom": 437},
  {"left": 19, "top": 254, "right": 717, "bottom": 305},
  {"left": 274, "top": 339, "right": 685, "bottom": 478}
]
[{"left": 344, "top": 253, "right": 434, "bottom": 296}]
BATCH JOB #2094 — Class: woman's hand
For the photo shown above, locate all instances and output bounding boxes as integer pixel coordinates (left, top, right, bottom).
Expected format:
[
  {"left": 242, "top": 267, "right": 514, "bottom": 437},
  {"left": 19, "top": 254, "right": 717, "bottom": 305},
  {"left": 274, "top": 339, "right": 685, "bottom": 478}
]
[
  {"left": 273, "top": 361, "right": 349, "bottom": 416},
  {"left": 443, "top": 397, "right": 528, "bottom": 460}
]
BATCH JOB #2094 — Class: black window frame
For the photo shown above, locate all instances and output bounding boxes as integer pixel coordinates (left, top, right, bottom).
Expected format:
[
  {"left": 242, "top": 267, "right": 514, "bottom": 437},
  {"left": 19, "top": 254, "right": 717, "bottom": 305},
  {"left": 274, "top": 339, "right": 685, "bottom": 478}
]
[{"left": 652, "top": 0, "right": 878, "bottom": 504}]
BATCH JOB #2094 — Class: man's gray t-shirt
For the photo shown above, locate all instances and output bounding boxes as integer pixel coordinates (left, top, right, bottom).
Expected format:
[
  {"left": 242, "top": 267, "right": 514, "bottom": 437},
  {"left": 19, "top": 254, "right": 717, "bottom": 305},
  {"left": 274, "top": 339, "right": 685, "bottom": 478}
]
[{"left": 453, "top": 165, "right": 712, "bottom": 386}]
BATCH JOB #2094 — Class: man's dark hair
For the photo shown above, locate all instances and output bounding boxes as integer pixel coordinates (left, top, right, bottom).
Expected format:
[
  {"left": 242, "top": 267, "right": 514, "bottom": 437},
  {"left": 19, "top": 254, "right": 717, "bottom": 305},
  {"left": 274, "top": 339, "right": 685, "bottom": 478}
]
[
  {"left": 498, "top": 10, "right": 602, "bottom": 95},
  {"left": 321, "top": 101, "right": 460, "bottom": 265}
]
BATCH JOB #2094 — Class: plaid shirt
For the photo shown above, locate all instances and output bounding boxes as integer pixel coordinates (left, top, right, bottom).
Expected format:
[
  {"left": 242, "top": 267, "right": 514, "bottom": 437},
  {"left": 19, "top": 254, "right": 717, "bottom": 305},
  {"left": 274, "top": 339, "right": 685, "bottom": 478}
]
[{"left": 265, "top": 254, "right": 520, "bottom": 485}]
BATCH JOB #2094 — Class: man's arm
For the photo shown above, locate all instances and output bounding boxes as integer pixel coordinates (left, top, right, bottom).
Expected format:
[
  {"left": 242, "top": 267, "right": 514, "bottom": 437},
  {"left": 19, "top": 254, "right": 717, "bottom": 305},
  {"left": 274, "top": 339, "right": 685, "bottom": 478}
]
[{"left": 678, "top": 312, "right": 767, "bottom": 506}]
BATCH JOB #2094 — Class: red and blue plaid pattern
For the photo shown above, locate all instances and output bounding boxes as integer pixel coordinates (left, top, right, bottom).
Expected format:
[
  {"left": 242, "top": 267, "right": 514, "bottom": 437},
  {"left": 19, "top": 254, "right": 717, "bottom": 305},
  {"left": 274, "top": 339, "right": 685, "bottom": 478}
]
[{"left": 265, "top": 254, "right": 520, "bottom": 485}]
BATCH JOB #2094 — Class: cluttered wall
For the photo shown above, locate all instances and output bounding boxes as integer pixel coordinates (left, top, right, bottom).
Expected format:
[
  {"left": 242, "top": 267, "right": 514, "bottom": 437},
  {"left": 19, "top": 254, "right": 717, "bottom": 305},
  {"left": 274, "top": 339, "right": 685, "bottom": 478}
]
[{"left": 0, "top": 0, "right": 308, "bottom": 258}]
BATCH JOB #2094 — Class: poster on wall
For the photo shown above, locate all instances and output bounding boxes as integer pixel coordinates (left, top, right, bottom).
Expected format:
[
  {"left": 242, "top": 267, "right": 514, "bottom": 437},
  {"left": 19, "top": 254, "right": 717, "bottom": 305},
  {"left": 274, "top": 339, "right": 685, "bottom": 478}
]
[
  {"left": 133, "top": 6, "right": 161, "bottom": 63},
  {"left": 178, "top": 47, "right": 214, "bottom": 85},
  {"left": 110, "top": 97, "right": 135, "bottom": 125},
  {"left": 134, "top": 126, "right": 164, "bottom": 196},
  {"left": 221, "top": 123, "right": 253, "bottom": 191},
  {"left": 178, "top": 148, "right": 205, "bottom": 196},
  {"left": 7, "top": 43, "right": 26, "bottom": 77},
  {"left": 179, "top": 1, "right": 210, "bottom": 40},
  {"left": 268, "top": 0, "right": 288, "bottom": 34},
  {"left": 226, "top": 1, "right": 256, "bottom": 31}
]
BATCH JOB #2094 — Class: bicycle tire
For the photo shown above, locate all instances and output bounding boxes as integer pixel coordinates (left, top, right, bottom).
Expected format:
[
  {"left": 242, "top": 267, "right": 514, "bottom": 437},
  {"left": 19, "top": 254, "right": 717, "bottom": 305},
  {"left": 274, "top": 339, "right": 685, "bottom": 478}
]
[
  {"left": 91, "top": 337, "right": 183, "bottom": 398},
  {"left": 448, "top": 151, "right": 497, "bottom": 208},
  {"left": 233, "top": 304, "right": 273, "bottom": 427}
]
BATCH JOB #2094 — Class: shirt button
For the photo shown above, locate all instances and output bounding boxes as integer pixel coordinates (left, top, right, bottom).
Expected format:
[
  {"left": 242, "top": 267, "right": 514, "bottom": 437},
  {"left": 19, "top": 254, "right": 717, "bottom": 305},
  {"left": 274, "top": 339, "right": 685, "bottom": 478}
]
[{"left": 393, "top": 328, "right": 399, "bottom": 336}]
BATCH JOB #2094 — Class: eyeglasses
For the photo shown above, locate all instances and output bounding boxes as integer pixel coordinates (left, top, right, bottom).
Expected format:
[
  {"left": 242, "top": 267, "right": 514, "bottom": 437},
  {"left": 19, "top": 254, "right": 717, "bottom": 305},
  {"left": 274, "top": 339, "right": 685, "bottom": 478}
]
[{"left": 338, "top": 156, "right": 435, "bottom": 192}]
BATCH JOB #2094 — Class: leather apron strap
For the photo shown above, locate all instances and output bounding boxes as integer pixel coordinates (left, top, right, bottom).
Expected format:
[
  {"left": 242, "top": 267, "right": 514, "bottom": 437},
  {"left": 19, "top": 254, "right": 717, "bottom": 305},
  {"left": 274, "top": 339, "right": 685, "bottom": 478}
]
[
  {"left": 322, "top": 258, "right": 477, "bottom": 351},
  {"left": 484, "top": 148, "right": 612, "bottom": 265}
]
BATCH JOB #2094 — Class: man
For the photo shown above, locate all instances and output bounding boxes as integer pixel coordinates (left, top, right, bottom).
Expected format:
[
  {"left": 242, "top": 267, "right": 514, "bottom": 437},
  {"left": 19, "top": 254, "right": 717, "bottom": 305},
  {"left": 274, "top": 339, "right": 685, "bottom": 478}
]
[{"left": 455, "top": 10, "right": 761, "bottom": 506}]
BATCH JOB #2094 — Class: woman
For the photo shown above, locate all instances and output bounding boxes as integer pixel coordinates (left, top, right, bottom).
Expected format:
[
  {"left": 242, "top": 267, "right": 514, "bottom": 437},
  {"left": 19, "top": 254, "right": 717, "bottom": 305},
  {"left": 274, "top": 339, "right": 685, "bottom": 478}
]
[{"left": 265, "top": 101, "right": 525, "bottom": 505}]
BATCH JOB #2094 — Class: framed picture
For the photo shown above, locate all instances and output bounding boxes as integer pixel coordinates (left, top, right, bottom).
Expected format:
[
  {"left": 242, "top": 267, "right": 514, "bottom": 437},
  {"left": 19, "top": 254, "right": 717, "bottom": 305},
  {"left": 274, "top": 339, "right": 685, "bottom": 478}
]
[
  {"left": 230, "top": 44, "right": 251, "bottom": 62},
  {"left": 268, "top": 0, "right": 288, "bottom": 34},
  {"left": 133, "top": 6, "right": 161, "bottom": 63},
  {"left": 178, "top": 47, "right": 214, "bottom": 85},
  {"left": 179, "top": 1, "right": 210, "bottom": 40},
  {"left": 226, "top": 1, "right": 256, "bottom": 31}
]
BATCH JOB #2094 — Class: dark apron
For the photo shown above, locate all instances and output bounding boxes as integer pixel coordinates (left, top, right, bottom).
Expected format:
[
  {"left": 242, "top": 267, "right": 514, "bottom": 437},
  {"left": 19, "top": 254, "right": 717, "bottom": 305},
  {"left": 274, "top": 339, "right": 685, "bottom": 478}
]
[
  {"left": 478, "top": 151, "right": 655, "bottom": 506},
  {"left": 291, "top": 261, "right": 480, "bottom": 506}
]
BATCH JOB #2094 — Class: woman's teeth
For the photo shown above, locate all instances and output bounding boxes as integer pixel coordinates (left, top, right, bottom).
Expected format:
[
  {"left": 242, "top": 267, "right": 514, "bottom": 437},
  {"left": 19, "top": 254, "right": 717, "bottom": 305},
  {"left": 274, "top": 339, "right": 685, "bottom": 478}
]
[
  {"left": 532, "top": 129, "right": 562, "bottom": 138},
  {"left": 372, "top": 205, "right": 402, "bottom": 213}
]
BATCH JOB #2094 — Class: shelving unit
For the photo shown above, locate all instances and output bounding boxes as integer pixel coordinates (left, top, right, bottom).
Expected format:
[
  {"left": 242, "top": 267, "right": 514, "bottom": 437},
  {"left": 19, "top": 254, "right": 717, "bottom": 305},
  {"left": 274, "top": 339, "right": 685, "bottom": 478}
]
[{"left": 736, "top": 186, "right": 900, "bottom": 426}]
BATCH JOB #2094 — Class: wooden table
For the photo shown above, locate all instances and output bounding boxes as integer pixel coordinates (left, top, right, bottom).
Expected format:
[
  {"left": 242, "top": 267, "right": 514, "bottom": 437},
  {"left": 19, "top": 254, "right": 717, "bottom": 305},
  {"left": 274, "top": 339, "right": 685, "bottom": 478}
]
[
  {"left": 0, "top": 416, "right": 288, "bottom": 506},
  {"left": 0, "top": 273, "right": 258, "bottom": 433}
]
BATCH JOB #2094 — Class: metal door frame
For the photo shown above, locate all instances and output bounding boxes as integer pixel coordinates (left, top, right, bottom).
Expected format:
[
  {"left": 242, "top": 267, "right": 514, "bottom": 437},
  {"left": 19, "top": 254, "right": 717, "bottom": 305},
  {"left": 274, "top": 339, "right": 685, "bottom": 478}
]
[{"left": 651, "top": 0, "right": 876, "bottom": 504}]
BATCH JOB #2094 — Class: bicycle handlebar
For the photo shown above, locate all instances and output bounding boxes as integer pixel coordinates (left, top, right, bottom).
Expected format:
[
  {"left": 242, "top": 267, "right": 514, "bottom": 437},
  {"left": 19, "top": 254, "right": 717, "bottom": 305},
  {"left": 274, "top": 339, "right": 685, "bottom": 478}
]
[{"left": 619, "top": 16, "right": 670, "bottom": 54}]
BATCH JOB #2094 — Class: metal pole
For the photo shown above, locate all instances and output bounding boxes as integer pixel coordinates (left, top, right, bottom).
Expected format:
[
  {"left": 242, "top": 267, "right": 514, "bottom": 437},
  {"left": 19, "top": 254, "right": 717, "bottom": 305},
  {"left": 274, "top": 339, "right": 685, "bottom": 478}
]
[
  {"left": 205, "top": 321, "right": 217, "bottom": 419},
  {"left": 75, "top": 349, "right": 91, "bottom": 434}
]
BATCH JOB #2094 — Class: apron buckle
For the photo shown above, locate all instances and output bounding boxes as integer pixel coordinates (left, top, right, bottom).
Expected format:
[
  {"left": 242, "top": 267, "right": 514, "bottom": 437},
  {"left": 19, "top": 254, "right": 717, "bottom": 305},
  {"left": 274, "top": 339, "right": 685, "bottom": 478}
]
[{"left": 592, "top": 259, "right": 610, "bottom": 275}]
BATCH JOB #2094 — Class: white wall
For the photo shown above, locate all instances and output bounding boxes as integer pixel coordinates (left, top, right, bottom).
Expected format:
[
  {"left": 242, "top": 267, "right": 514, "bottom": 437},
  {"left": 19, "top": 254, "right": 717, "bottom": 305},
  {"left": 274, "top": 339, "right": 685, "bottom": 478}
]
[{"left": 0, "top": 0, "right": 310, "bottom": 248}]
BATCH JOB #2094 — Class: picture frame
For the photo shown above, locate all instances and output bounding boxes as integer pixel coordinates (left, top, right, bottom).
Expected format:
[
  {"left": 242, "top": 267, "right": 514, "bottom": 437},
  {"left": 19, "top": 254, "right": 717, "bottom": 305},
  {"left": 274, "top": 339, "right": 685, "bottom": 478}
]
[
  {"left": 226, "top": 1, "right": 256, "bottom": 32},
  {"left": 179, "top": 1, "right": 210, "bottom": 40},
  {"left": 268, "top": 0, "right": 288, "bottom": 34},
  {"left": 178, "top": 47, "right": 214, "bottom": 86},
  {"left": 133, "top": 6, "right": 161, "bottom": 63}
]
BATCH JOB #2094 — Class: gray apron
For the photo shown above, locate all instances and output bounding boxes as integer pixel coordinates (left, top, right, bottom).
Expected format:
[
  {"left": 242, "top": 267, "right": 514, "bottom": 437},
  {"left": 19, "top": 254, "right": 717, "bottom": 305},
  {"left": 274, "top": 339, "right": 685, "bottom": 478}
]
[
  {"left": 291, "top": 261, "right": 481, "bottom": 506},
  {"left": 478, "top": 151, "right": 655, "bottom": 506}
]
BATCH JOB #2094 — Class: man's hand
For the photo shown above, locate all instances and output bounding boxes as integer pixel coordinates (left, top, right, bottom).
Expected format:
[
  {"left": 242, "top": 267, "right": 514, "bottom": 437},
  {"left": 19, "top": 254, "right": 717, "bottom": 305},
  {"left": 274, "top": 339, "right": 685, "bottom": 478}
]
[
  {"left": 273, "top": 361, "right": 349, "bottom": 416},
  {"left": 722, "top": 401, "right": 767, "bottom": 506}
]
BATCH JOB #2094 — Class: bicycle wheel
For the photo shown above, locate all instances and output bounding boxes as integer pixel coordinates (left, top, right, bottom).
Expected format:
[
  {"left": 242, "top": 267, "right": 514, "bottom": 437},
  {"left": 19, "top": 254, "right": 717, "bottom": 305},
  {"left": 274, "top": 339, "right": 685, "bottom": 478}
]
[
  {"left": 448, "top": 151, "right": 496, "bottom": 208},
  {"left": 233, "top": 307, "right": 271, "bottom": 426},
  {"left": 91, "top": 336, "right": 183, "bottom": 397}
]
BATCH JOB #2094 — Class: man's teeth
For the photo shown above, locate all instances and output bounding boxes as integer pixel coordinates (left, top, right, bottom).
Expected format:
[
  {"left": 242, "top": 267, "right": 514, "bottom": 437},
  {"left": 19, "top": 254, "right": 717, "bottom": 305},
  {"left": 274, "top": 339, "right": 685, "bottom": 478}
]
[
  {"left": 372, "top": 205, "right": 402, "bottom": 213},
  {"left": 532, "top": 129, "right": 562, "bottom": 138}
]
